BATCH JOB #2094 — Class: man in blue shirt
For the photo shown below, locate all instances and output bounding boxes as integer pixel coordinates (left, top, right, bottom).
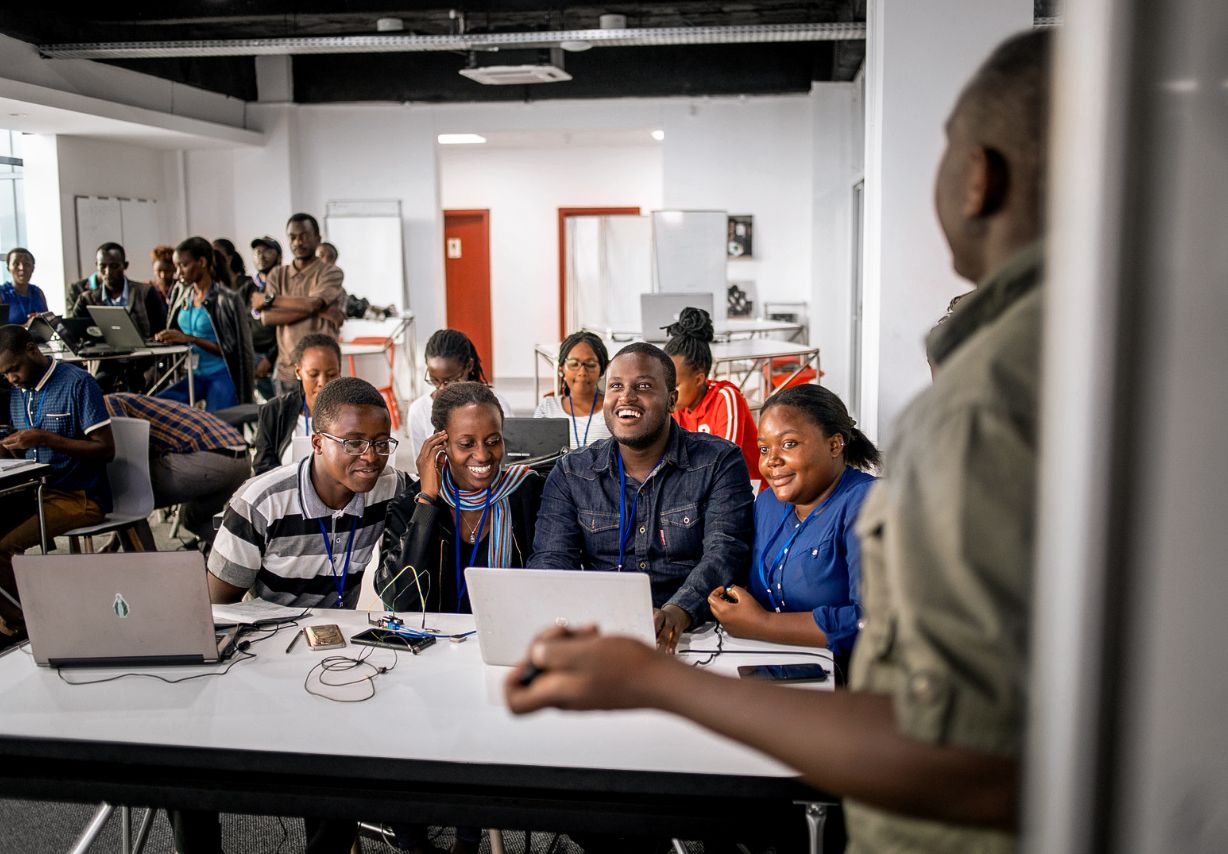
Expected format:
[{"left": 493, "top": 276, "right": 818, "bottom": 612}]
[
  {"left": 530, "top": 342, "right": 754, "bottom": 651},
  {"left": 0, "top": 324, "right": 114, "bottom": 642},
  {"left": 68, "top": 242, "right": 157, "bottom": 394}
]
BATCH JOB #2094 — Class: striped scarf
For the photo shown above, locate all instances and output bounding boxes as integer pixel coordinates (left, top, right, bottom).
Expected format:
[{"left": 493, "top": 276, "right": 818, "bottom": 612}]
[{"left": 441, "top": 464, "right": 533, "bottom": 568}]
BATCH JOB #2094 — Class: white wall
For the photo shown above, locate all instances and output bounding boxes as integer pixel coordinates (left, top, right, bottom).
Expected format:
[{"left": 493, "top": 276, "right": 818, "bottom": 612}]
[
  {"left": 440, "top": 142, "right": 663, "bottom": 379},
  {"left": 661, "top": 96, "right": 815, "bottom": 309},
  {"left": 861, "top": 0, "right": 1033, "bottom": 445},
  {"left": 809, "top": 82, "right": 864, "bottom": 407}
]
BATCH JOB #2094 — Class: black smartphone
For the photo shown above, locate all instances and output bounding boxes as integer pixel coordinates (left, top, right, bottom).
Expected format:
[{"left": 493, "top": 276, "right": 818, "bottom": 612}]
[
  {"left": 736, "top": 663, "right": 829, "bottom": 683},
  {"left": 350, "top": 628, "right": 437, "bottom": 654}
]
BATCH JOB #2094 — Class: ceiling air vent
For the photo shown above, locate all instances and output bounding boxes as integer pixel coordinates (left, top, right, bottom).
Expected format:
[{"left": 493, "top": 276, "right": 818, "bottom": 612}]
[{"left": 459, "top": 47, "right": 572, "bottom": 85}]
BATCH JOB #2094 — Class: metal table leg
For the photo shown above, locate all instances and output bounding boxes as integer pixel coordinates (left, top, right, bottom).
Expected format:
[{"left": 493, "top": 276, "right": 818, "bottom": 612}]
[
  {"left": 121, "top": 805, "right": 131, "bottom": 851},
  {"left": 67, "top": 803, "right": 114, "bottom": 854},
  {"left": 36, "top": 479, "right": 48, "bottom": 554},
  {"left": 801, "top": 802, "right": 829, "bottom": 854}
]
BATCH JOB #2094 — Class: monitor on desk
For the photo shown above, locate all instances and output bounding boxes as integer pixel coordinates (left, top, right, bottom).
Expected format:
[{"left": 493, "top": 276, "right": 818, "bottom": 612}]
[
  {"left": 466, "top": 567, "right": 656, "bottom": 666},
  {"left": 641, "top": 292, "right": 715, "bottom": 342},
  {"left": 13, "top": 552, "right": 222, "bottom": 668}
]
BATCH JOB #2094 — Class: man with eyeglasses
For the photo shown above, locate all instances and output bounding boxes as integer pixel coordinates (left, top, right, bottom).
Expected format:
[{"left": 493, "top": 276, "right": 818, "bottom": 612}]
[{"left": 207, "top": 377, "right": 409, "bottom": 609}]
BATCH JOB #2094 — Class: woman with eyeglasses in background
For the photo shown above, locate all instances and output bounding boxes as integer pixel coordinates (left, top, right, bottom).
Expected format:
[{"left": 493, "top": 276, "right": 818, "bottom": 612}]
[
  {"left": 405, "top": 329, "right": 512, "bottom": 474},
  {"left": 532, "top": 330, "right": 612, "bottom": 449}
]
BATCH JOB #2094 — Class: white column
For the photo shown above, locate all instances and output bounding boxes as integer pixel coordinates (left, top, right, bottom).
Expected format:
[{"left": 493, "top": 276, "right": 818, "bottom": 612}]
[
  {"left": 20, "top": 134, "right": 67, "bottom": 315},
  {"left": 860, "top": 0, "right": 1032, "bottom": 445}
]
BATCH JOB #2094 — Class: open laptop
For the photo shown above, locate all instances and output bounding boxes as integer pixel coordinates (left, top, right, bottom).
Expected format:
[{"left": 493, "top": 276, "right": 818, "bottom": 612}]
[
  {"left": 641, "top": 292, "right": 715, "bottom": 342},
  {"left": 465, "top": 567, "right": 656, "bottom": 666},
  {"left": 85, "top": 305, "right": 158, "bottom": 352},
  {"left": 503, "top": 417, "right": 570, "bottom": 462},
  {"left": 13, "top": 552, "right": 223, "bottom": 667}
]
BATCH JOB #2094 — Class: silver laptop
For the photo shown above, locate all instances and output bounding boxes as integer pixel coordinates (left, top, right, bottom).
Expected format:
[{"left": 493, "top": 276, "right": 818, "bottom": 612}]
[
  {"left": 641, "top": 292, "right": 715, "bottom": 342},
  {"left": 85, "top": 305, "right": 153, "bottom": 351},
  {"left": 503, "top": 417, "right": 570, "bottom": 462},
  {"left": 13, "top": 552, "right": 222, "bottom": 667},
  {"left": 465, "top": 567, "right": 656, "bottom": 666}
]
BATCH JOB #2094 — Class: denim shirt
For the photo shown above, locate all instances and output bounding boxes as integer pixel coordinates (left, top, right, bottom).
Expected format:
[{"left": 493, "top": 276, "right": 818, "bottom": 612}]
[{"left": 529, "top": 423, "right": 755, "bottom": 619}]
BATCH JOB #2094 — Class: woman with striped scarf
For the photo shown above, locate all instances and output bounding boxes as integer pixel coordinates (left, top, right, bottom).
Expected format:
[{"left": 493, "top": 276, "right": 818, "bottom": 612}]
[{"left": 377, "top": 382, "right": 544, "bottom": 616}]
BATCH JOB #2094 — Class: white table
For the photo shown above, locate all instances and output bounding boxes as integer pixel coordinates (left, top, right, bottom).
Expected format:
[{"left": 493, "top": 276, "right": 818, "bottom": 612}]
[
  {"left": 50, "top": 343, "right": 196, "bottom": 406},
  {"left": 0, "top": 610, "right": 835, "bottom": 849},
  {"left": 535, "top": 337, "right": 821, "bottom": 409},
  {"left": 341, "top": 311, "right": 418, "bottom": 400},
  {"left": 582, "top": 318, "right": 805, "bottom": 344}
]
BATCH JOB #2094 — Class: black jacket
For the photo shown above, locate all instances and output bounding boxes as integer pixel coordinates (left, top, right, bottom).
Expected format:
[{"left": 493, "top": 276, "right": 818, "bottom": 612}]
[
  {"left": 375, "top": 472, "right": 545, "bottom": 614},
  {"left": 253, "top": 388, "right": 304, "bottom": 476},
  {"left": 166, "top": 282, "right": 256, "bottom": 404}
]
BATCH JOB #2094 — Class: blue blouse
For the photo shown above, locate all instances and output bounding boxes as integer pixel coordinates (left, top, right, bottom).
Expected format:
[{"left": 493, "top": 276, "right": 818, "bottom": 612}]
[
  {"left": 177, "top": 303, "right": 227, "bottom": 376},
  {"left": 749, "top": 466, "right": 876, "bottom": 659},
  {"left": 0, "top": 281, "right": 48, "bottom": 323}
]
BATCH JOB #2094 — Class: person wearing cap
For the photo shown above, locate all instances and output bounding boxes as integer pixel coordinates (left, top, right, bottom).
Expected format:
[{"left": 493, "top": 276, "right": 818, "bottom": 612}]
[{"left": 248, "top": 236, "right": 283, "bottom": 400}]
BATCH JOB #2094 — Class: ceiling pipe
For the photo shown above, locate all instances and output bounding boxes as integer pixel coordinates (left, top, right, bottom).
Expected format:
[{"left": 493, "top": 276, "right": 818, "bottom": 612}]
[{"left": 37, "top": 23, "right": 869, "bottom": 60}]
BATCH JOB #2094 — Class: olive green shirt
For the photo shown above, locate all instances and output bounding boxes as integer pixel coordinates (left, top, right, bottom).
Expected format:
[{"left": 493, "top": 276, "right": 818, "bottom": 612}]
[{"left": 846, "top": 243, "right": 1043, "bottom": 853}]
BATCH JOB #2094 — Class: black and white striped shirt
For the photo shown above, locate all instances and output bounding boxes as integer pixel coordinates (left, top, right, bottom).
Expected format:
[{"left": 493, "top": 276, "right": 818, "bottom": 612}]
[{"left": 209, "top": 457, "right": 409, "bottom": 608}]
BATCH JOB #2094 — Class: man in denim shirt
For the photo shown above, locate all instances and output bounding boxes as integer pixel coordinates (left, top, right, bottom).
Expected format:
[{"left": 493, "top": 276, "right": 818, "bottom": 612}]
[{"left": 530, "top": 343, "right": 754, "bottom": 651}]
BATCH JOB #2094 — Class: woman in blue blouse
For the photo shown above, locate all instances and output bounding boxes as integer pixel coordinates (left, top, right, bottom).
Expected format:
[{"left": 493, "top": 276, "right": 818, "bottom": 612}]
[
  {"left": 2, "top": 248, "right": 48, "bottom": 323},
  {"left": 708, "top": 384, "right": 879, "bottom": 676}
]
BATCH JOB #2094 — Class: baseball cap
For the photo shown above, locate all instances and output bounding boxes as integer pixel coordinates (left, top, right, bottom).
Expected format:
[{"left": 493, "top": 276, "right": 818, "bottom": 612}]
[{"left": 250, "top": 236, "right": 282, "bottom": 253}]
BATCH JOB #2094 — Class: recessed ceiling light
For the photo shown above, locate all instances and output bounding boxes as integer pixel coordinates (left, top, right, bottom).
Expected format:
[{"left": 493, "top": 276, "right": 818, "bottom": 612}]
[
  {"left": 651, "top": 129, "right": 665, "bottom": 141},
  {"left": 437, "top": 133, "right": 487, "bottom": 145}
]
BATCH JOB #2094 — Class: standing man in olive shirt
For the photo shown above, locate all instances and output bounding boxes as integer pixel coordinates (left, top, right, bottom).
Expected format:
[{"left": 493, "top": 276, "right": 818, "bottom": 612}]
[
  {"left": 253, "top": 213, "right": 346, "bottom": 394},
  {"left": 504, "top": 30, "right": 1051, "bottom": 853}
]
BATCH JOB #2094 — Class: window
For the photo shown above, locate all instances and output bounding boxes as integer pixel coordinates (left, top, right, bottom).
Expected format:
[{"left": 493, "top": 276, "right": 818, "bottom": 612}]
[{"left": 0, "top": 130, "right": 26, "bottom": 252}]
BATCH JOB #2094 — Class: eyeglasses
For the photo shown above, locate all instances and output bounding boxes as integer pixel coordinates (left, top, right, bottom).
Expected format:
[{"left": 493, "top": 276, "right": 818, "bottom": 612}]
[
  {"left": 563, "top": 358, "right": 600, "bottom": 372},
  {"left": 423, "top": 368, "right": 470, "bottom": 389},
  {"left": 316, "top": 432, "right": 400, "bottom": 456}
]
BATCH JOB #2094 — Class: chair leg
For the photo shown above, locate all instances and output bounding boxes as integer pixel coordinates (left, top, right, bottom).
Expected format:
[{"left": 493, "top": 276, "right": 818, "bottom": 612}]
[{"left": 82, "top": 536, "right": 95, "bottom": 555}]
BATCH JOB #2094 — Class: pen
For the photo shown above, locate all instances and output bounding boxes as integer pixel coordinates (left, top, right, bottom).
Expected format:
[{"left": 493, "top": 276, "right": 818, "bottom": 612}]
[
  {"left": 517, "top": 663, "right": 544, "bottom": 687},
  {"left": 285, "top": 629, "right": 303, "bottom": 654}
]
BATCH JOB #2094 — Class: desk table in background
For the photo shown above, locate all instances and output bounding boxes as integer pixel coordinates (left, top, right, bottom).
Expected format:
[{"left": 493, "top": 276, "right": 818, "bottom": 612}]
[
  {"left": 48, "top": 344, "right": 196, "bottom": 406},
  {"left": 0, "top": 611, "right": 837, "bottom": 850},
  {"left": 535, "top": 337, "right": 821, "bottom": 408}
]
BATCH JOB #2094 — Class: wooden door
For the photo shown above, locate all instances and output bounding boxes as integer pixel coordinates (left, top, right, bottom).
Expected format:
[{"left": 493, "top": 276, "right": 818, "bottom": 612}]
[{"left": 443, "top": 209, "right": 493, "bottom": 375}]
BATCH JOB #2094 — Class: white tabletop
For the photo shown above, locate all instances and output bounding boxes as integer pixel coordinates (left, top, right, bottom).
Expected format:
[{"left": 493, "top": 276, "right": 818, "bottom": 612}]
[{"left": 0, "top": 611, "right": 828, "bottom": 780}]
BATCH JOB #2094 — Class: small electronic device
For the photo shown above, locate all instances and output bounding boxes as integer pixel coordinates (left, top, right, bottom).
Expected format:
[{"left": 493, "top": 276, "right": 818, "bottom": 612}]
[
  {"left": 718, "top": 585, "right": 738, "bottom": 603},
  {"left": 350, "top": 628, "right": 437, "bottom": 654},
  {"left": 737, "top": 663, "right": 829, "bottom": 683},
  {"left": 304, "top": 624, "right": 347, "bottom": 651},
  {"left": 85, "top": 305, "right": 158, "bottom": 350},
  {"left": 503, "top": 417, "right": 569, "bottom": 461}
]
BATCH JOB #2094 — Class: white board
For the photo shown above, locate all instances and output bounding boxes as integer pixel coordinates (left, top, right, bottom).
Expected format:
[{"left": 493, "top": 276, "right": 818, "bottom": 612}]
[
  {"left": 324, "top": 213, "right": 406, "bottom": 312},
  {"left": 651, "top": 210, "right": 728, "bottom": 322},
  {"left": 74, "top": 196, "right": 160, "bottom": 280},
  {"left": 74, "top": 196, "right": 121, "bottom": 278}
]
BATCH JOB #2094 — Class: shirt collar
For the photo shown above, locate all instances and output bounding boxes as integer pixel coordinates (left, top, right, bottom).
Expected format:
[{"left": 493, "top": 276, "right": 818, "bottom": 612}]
[
  {"left": 926, "top": 241, "right": 1044, "bottom": 368},
  {"left": 32, "top": 358, "right": 57, "bottom": 392},
  {"left": 101, "top": 277, "right": 129, "bottom": 306},
  {"left": 594, "top": 421, "right": 687, "bottom": 474},
  {"left": 297, "top": 456, "right": 367, "bottom": 519}
]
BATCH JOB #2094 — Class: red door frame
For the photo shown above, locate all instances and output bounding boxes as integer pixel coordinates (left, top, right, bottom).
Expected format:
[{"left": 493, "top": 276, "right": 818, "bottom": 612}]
[
  {"left": 443, "top": 208, "right": 493, "bottom": 373},
  {"left": 557, "top": 207, "right": 641, "bottom": 339}
]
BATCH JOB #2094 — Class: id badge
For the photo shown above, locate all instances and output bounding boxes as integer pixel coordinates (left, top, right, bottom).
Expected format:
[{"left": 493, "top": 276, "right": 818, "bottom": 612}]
[{"left": 189, "top": 352, "right": 200, "bottom": 370}]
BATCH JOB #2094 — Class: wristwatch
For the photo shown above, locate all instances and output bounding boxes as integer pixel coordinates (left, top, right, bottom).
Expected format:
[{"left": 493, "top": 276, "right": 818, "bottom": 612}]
[{"left": 262, "top": 291, "right": 276, "bottom": 310}]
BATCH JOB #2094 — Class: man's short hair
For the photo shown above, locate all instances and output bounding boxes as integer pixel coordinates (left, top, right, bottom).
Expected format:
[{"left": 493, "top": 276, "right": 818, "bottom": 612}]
[
  {"left": 0, "top": 324, "right": 34, "bottom": 354},
  {"left": 286, "top": 213, "right": 321, "bottom": 236},
  {"left": 96, "top": 242, "right": 126, "bottom": 262},
  {"left": 956, "top": 29, "right": 1052, "bottom": 216},
  {"left": 611, "top": 342, "right": 677, "bottom": 392},
  {"left": 312, "top": 377, "right": 388, "bottom": 433}
]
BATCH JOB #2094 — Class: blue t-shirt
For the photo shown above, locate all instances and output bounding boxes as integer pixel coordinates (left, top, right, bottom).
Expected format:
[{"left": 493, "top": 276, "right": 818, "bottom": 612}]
[
  {"left": 749, "top": 466, "right": 876, "bottom": 660},
  {"left": 9, "top": 359, "right": 113, "bottom": 513},
  {"left": 177, "top": 303, "right": 227, "bottom": 376},
  {"left": 0, "top": 282, "right": 48, "bottom": 323}
]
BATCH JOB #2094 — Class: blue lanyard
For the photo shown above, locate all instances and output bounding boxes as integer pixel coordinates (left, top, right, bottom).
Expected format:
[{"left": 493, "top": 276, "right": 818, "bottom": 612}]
[
  {"left": 568, "top": 392, "right": 599, "bottom": 448},
  {"left": 317, "top": 515, "right": 358, "bottom": 608},
  {"left": 756, "top": 475, "right": 843, "bottom": 612},
  {"left": 301, "top": 398, "right": 311, "bottom": 435},
  {"left": 21, "top": 386, "right": 46, "bottom": 463},
  {"left": 615, "top": 449, "right": 663, "bottom": 571},
  {"left": 452, "top": 480, "right": 494, "bottom": 608}
]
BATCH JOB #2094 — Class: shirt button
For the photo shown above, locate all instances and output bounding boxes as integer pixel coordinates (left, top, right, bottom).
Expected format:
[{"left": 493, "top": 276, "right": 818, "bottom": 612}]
[
  {"left": 682, "top": 516, "right": 690, "bottom": 524},
  {"left": 639, "top": 526, "right": 646, "bottom": 534},
  {"left": 909, "top": 671, "right": 941, "bottom": 704},
  {"left": 857, "top": 619, "right": 867, "bottom": 630},
  {"left": 638, "top": 561, "right": 647, "bottom": 569}
]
